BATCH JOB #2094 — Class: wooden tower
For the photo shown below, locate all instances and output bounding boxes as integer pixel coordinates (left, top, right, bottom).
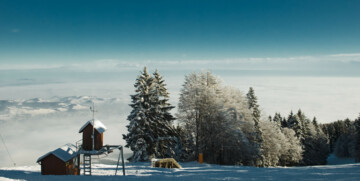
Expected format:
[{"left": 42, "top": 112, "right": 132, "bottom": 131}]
[{"left": 78, "top": 120, "right": 106, "bottom": 151}]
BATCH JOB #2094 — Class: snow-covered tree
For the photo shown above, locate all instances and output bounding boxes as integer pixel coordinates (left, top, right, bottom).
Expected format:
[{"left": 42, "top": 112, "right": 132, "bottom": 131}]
[
  {"left": 177, "top": 72, "right": 262, "bottom": 165},
  {"left": 272, "top": 113, "right": 282, "bottom": 128},
  {"left": 211, "top": 86, "right": 256, "bottom": 165},
  {"left": 247, "top": 87, "right": 264, "bottom": 166},
  {"left": 354, "top": 115, "right": 360, "bottom": 162},
  {"left": 284, "top": 110, "right": 329, "bottom": 165},
  {"left": 123, "top": 67, "right": 177, "bottom": 161},
  {"left": 177, "top": 71, "right": 223, "bottom": 160},
  {"left": 151, "top": 69, "right": 178, "bottom": 159},
  {"left": 123, "top": 67, "right": 154, "bottom": 161},
  {"left": 279, "top": 128, "right": 303, "bottom": 166},
  {"left": 285, "top": 111, "right": 303, "bottom": 140},
  {"left": 312, "top": 117, "right": 320, "bottom": 135}
]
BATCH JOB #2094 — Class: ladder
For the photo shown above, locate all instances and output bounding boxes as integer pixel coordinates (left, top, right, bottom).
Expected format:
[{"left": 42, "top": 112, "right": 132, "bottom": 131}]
[{"left": 83, "top": 154, "right": 92, "bottom": 175}]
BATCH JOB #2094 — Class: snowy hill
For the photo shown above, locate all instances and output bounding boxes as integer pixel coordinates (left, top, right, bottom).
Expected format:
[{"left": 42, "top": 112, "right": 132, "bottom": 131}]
[{"left": 1, "top": 161, "right": 360, "bottom": 181}]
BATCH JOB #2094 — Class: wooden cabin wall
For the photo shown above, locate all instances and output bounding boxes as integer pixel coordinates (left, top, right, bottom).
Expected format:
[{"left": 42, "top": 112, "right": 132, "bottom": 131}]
[
  {"left": 82, "top": 124, "right": 103, "bottom": 151},
  {"left": 40, "top": 154, "right": 66, "bottom": 175}
]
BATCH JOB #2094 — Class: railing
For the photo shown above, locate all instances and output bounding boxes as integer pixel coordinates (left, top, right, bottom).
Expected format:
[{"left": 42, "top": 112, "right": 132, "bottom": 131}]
[{"left": 75, "top": 139, "right": 82, "bottom": 151}]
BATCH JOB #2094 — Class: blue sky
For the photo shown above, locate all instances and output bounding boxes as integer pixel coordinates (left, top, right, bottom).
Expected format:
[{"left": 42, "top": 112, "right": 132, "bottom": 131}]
[{"left": 1, "top": 0, "right": 360, "bottom": 64}]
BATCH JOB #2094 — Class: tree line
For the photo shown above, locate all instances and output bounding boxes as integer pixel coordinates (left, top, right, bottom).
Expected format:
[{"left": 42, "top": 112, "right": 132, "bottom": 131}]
[
  {"left": 123, "top": 67, "right": 359, "bottom": 166},
  {"left": 321, "top": 117, "right": 360, "bottom": 162}
]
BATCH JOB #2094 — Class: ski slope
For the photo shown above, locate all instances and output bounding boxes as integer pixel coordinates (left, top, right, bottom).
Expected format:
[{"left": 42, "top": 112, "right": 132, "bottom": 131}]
[{"left": 1, "top": 161, "right": 360, "bottom": 181}]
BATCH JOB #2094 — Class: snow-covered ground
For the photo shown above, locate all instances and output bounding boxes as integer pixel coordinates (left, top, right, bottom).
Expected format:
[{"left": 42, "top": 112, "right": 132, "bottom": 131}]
[{"left": 1, "top": 158, "right": 360, "bottom": 181}]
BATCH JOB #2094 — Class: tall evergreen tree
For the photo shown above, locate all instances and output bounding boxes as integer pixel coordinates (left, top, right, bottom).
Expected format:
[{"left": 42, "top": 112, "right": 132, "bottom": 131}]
[
  {"left": 354, "top": 115, "right": 360, "bottom": 162},
  {"left": 123, "top": 67, "right": 154, "bottom": 161},
  {"left": 273, "top": 113, "right": 282, "bottom": 128},
  {"left": 286, "top": 111, "right": 303, "bottom": 140},
  {"left": 247, "top": 87, "right": 264, "bottom": 166},
  {"left": 312, "top": 117, "right": 320, "bottom": 135},
  {"left": 152, "top": 69, "right": 175, "bottom": 124},
  {"left": 123, "top": 68, "right": 178, "bottom": 161},
  {"left": 151, "top": 69, "right": 178, "bottom": 158}
]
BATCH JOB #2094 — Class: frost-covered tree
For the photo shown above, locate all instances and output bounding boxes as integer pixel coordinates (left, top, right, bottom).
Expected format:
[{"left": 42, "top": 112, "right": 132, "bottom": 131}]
[
  {"left": 261, "top": 121, "right": 303, "bottom": 166},
  {"left": 177, "top": 71, "right": 223, "bottom": 160},
  {"left": 285, "top": 111, "right": 303, "bottom": 140},
  {"left": 123, "top": 67, "right": 154, "bottom": 161},
  {"left": 272, "top": 113, "right": 282, "bottom": 128},
  {"left": 284, "top": 110, "right": 329, "bottom": 165},
  {"left": 354, "top": 115, "right": 360, "bottom": 162},
  {"left": 322, "top": 115, "right": 360, "bottom": 161},
  {"left": 246, "top": 87, "right": 264, "bottom": 166},
  {"left": 123, "top": 67, "right": 177, "bottom": 161},
  {"left": 178, "top": 72, "right": 260, "bottom": 165},
  {"left": 279, "top": 128, "right": 303, "bottom": 166},
  {"left": 212, "top": 86, "right": 256, "bottom": 165},
  {"left": 151, "top": 69, "right": 178, "bottom": 159},
  {"left": 312, "top": 117, "right": 320, "bottom": 135},
  {"left": 247, "top": 87, "right": 261, "bottom": 121}
]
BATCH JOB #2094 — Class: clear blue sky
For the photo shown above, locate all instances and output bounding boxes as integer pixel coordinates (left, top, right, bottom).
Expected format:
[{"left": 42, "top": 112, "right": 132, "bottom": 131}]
[{"left": 1, "top": 0, "right": 360, "bottom": 64}]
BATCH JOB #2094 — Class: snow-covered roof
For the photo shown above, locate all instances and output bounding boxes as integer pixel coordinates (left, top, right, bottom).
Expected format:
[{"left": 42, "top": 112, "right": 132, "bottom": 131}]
[
  {"left": 37, "top": 143, "right": 78, "bottom": 163},
  {"left": 79, "top": 119, "right": 107, "bottom": 134}
]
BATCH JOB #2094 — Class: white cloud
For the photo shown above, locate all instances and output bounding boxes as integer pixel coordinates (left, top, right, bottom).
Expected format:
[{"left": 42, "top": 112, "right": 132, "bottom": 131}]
[
  {"left": 0, "top": 64, "right": 63, "bottom": 70},
  {"left": 330, "top": 53, "right": 360, "bottom": 57},
  {"left": 1, "top": 53, "right": 360, "bottom": 72}
]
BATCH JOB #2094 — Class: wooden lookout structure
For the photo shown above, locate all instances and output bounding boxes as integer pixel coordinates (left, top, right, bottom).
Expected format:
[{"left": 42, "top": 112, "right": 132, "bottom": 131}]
[
  {"left": 37, "top": 143, "right": 80, "bottom": 175},
  {"left": 79, "top": 119, "right": 106, "bottom": 151},
  {"left": 37, "top": 103, "right": 125, "bottom": 176}
]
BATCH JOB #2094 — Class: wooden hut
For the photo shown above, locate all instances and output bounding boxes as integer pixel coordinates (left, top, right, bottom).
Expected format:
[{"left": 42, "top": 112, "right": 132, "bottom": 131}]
[
  {"left": 79, "top": 120, "right": 107, "bottom": 151},
  {"left": 37, "top": 143, "right": 80, "bottom": 175}
]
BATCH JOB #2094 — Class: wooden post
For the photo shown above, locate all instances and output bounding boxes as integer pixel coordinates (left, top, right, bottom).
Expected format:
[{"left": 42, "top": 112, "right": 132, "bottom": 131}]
[{"left": 198, "top": 153, "right": 203, "bottom": 164}]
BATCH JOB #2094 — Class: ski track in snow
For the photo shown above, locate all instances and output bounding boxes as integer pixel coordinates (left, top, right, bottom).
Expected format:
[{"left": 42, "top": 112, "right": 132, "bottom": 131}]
[{"left": 1, "top": 162, "right": 360, "bottom": 181}]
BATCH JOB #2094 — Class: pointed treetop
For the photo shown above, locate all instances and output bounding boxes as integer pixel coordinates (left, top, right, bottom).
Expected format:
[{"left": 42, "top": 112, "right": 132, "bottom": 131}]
[
  {"left": 246, "top": 87, "right": 258, "bottom": 109},
  {"left": 312, "top": 117, "right": 318, "bottom": 124}
]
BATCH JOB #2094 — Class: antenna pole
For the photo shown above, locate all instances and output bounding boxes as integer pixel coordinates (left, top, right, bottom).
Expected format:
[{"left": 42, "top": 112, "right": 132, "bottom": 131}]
[{"left": 90, "top": 102, "right": 96, "bottom": 151}]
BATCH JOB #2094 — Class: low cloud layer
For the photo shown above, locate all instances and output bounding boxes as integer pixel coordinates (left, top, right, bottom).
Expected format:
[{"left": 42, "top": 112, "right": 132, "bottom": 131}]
[
  {"left": 0, "top": 96, "right": 130, "bottom": 167},
  {"left": 1, "top": 58, "right": 360, "bottom": 167},
  {"left": 1, "top": 53, "right": 360, "bottom": 76}
]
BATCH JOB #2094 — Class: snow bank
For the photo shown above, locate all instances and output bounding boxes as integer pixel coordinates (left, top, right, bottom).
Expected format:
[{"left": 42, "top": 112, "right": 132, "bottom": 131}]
[{"left": 1, "top": 162, "right": 360, "bottom": 181}]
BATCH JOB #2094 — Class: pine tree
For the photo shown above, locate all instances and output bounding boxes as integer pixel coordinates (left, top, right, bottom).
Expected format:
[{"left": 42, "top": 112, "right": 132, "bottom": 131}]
[
  {"left": 152, "top": 69, "right": 175, "bottom": 124},
  {"left": 273, "top": 113, "right": 282, "bottom": 128},
  {"left": 354, "top": 114, "right": 360, "bottom": 162},
  {"left": 289, "top": 110, "right": 330, "bottom": 165},
  {"left": 151, "top": 69, "right": 177, "bottom": 158},
  {"left": 286, "top": 111, "right": 303, "bottom": 140},
  {"left": 312, "top": 117, "right": 320, "bottom": 135},
  {"left": 247, "top": 87, "right": 261, "bottom": 121},
  {"left": 123, "top": 67, "right": 155, "bottom": 162},
  {"left": 246, "top": 87, "right": 264, "bottom": 166},
  {"left": 123, "top": 68, "right": 178, "bottom": 161}
]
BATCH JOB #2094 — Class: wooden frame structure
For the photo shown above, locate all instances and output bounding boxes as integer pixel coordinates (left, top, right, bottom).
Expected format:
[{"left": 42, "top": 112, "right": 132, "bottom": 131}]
[{"left": 37, "top": 104, "right": 125, "bottom": 176}]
